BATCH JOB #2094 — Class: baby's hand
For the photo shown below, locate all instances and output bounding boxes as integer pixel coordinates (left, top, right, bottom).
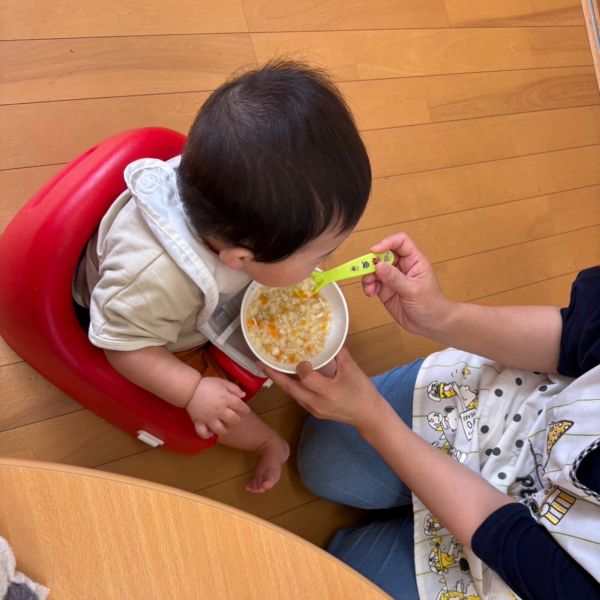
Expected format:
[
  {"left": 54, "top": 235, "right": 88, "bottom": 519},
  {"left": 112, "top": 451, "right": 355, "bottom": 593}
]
[{"left": 186, "top": 377, "right": 250, "bottom": 440}]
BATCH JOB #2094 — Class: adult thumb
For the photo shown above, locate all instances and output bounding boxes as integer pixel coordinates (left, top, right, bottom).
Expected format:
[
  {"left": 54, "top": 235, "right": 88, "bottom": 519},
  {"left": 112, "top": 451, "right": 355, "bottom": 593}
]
[{"left": 376, "top": 261, "right": 408, "bottom": 293}]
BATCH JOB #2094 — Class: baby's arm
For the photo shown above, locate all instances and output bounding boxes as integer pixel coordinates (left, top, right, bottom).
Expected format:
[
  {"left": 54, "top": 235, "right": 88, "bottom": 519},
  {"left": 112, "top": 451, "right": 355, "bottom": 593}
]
[
  {"left": 105, "top": 347, "right": 250, "bottom": 439},
  {"left": 106, "top": 346, "right": 200, "bottom": 407}
]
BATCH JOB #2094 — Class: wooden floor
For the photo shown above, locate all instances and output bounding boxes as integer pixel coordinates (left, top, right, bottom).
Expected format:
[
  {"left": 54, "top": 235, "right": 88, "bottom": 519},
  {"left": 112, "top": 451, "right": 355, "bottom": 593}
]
[{"left": 1, "top": 0, "right": 600, "bottom": 548}]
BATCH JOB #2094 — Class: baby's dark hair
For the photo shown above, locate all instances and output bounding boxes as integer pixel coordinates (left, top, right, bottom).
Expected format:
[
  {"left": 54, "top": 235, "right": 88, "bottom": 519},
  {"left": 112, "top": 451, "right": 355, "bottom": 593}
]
[{"left": 178, "top": 59, "right": 371, "bottom": 262}]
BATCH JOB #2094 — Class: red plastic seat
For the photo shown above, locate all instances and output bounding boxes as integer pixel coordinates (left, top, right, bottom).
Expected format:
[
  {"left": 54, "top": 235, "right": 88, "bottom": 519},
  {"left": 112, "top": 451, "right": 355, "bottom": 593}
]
[{"left": 0, "top": 128, "right": 266, "bottom": 454}]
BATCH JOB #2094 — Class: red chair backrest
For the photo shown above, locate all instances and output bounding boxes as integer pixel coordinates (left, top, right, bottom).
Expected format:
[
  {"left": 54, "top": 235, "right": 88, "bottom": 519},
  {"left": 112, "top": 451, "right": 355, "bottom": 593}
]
[{"left": 0, "top": 128, "right": 218, "bottom": 453}]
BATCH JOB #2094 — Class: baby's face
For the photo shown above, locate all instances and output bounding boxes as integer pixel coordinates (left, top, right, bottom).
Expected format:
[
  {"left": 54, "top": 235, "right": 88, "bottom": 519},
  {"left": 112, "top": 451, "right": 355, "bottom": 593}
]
[{"left": 243, "top": 228, "right": 349, "bottom": 288}]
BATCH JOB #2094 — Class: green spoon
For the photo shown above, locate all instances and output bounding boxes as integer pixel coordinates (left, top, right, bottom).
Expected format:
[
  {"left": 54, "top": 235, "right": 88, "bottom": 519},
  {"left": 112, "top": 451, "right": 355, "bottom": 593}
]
[{"left": 310, "top": 251, "right": 395, "bottom": 294}]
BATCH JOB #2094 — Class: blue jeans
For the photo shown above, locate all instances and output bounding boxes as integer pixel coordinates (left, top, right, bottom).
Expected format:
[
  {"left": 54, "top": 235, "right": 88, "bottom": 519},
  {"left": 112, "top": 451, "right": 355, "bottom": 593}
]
[{"left": 297, "top": 359, "right": 423, "bottom": 600}]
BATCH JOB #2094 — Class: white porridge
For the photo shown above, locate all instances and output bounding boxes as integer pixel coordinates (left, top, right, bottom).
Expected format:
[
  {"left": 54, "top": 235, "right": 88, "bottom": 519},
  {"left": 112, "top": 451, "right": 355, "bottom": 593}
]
[{"left": 245, "top": 278, "right": 333, "bottom": 364}]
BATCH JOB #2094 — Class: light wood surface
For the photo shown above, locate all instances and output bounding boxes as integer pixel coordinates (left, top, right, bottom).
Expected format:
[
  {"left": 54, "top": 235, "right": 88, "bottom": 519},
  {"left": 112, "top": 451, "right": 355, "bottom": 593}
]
[
  {"left": 252, "top": 28, "right": 592, "bottom": 80},
  {"left": 0, "top": 457, "right": 390, "bottom": 599},
  {"left": 445, "top": 0, "right": 584, "bottom": 26},
  {"left": 1, "top": 0, "right": 600, "bottom": 549},
  {"left": 0, "top": 0, "right": 248, "bottom": 39}
]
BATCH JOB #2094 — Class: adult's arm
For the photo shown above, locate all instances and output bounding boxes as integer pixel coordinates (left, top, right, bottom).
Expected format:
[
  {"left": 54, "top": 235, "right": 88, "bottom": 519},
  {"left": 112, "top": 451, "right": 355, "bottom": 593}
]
[
  {"left": 473, "top": 503, "right": 600, "bottom": 599},
  {"left": 262, "top": 349, "right": 514, "bottom": 548},
  {"left": 363, "top": 407, "right": 599, "bottom": 598},
  {"left": 432, "top": 302, "right": 561, "bottom": 374},
  {"left": 362, "top": 232, "right": 562, "bottom": 373}
]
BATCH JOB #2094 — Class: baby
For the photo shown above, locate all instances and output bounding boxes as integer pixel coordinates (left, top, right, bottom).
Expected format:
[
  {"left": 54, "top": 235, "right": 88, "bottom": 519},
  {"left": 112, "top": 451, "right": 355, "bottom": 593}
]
[{"left": 73, "top": 60, "right": 372, "bottom": 493}]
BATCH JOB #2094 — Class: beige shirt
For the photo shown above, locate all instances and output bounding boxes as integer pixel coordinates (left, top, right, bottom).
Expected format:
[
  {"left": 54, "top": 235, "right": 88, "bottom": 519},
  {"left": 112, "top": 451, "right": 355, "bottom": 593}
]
[{"left": 74, "top": 157, "right": 249, "bottom": 353}]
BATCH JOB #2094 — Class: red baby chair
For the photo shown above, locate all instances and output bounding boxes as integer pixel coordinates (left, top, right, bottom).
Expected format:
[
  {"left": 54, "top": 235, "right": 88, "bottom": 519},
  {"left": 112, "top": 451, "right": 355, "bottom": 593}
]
[{"left": 0, "top": 128, "right": 266, "bottom": 454}]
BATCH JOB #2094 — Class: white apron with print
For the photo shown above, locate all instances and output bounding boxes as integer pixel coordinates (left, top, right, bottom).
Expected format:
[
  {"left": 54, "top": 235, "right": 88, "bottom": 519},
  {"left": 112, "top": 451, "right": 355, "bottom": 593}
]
[
  {"left": 121, "top": 157, "right": 265, "bottom": 377},
  {"left": 411, "top": 348, "right": 600, "bottom": 599}
]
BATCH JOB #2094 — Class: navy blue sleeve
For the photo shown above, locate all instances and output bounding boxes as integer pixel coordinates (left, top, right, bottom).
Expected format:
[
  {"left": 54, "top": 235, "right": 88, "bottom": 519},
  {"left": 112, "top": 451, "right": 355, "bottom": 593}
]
[
  {"left": 557, "top": 266, "right": 600, "bottom": 495},
  {"left": 471, "top": 503, "right": 600, "bottom": 599},
  {"left": 576, "top": 445, "right": 600, "bottom": 494},
  {"left": 558, "top": 266, "right": 600, "bottom": 378}
]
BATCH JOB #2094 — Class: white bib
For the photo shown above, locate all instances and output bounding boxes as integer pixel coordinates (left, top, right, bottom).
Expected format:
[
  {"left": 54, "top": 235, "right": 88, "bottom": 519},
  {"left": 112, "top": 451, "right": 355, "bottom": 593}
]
[{"left": 124, "top": 158, "right": 264, "bottom": 377}]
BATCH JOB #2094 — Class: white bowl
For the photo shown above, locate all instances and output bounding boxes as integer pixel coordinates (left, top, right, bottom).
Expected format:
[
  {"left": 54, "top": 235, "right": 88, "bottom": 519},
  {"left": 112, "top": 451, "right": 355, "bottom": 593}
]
[{"left": 240, "top": 280, "right": 349, "bottom": 374}]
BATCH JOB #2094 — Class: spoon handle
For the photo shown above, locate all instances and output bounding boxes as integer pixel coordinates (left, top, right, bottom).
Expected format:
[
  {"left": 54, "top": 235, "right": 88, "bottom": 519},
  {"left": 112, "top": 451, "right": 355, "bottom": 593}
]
[{"left": 312, "top": 251, "right": 394, "bottom": 293}]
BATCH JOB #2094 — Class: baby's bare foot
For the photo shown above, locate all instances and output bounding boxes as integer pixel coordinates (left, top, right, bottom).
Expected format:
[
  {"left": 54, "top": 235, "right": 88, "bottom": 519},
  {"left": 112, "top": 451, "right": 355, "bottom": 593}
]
[{"left": 246, "top": 435, "right": 290, "bottom": 493}]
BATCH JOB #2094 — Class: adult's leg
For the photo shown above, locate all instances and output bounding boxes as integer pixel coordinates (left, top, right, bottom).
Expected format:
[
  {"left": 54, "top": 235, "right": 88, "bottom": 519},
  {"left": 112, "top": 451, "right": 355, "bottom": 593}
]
[
  {"left": 328, "top": 513, "right": 418, "bottom": 600},
  {"left": 298, "top": 358, "right": 423, "bottom": 509}
]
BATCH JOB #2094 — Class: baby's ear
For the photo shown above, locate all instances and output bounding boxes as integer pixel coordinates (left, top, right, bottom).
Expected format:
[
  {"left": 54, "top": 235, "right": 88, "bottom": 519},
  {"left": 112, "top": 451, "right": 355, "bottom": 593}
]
[{"left": 219, "top": 246, "right": 254, "bottom": 270}]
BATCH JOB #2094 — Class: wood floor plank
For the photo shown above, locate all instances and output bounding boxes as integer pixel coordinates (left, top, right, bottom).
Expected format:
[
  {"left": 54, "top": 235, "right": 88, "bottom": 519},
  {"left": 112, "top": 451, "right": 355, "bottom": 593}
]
[
  {"left": 436, "top": 225, "right": 600, "bottom": 301},
  {"left": 243, "top": 0, "right": 583, "bottom": 31},
  {"left": 100, "top": 442, "right": 255, "bottom": 495},
  {"left": 242, "top": 0, "right": 449, "bottom": 31},
  {"left": 360, "top": 145, "right": 600, "bottom": 229},
  {"left": 473, "top": 273, "right": 575, "bottom": 306},
  {"left": 0, "top": 362, "right": 81, "bottom": 432},
  {"left": 341, "top": 184, "right": 600, "bottom": 267},
  {"left": 342, "top": 66, "right": 599, "bottom": 131},
  {"left": 0, "top": 1, "right": 247, "bottom": 40},
  {"left": 1, "top": 35, "right": 256, "bottom": 104},
  {"left": 364, "top": 105, "right": 600, "bottom": 178},
  {"left": 0, "top": 165, "right": 61, "bottom": 233},
  {"left": 3, "top": 66, "right": 598, "bottom": 171},
  {"left": 252, "top": 28, "right": 592, "bottom": 82},
  {"left": 99, "top": 403, "right": 307, "bottom": 492},
  {"left": 0, "top": 336, "right": 21, "bottom": 367},
  {"left": 270, "top": 499, "right": 365, "bottom": 549},
  {"left": 0, "top": 410, "right": 146, "bottom": 466},
  {"left": 445, "top": 0, "right": 584, "bottom": 27},
  {"left": 198, "top": 460, "right": 317, "bottom": 521},
  {"left": 424, "top": 66, "right": 599, "bottom": 122},
  {"left": 244, "top": 383, "right": 296, "bottom": 414},
  {"left": 0, "top": 93, "right": 206, "bottom": 170},
  {"left": 348, "top": 321, "right": 443, "bottom": 373}
]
